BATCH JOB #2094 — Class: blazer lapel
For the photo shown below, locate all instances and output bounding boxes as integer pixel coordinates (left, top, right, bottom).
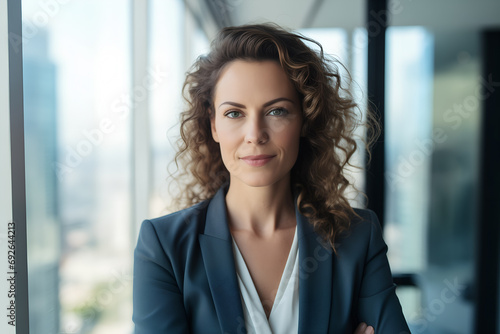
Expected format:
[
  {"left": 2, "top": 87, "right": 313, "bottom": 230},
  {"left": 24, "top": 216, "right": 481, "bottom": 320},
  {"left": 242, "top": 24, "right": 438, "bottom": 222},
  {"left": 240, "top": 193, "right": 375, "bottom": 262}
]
[
  {"left": 295, "top": 200, "right": 334, "bottom": 333},
  {"left": 199, "top": 184, "right": 247, "bottom": 334},
  {"left": 199, "top": 184, "right": 334, "bottom": 333}
]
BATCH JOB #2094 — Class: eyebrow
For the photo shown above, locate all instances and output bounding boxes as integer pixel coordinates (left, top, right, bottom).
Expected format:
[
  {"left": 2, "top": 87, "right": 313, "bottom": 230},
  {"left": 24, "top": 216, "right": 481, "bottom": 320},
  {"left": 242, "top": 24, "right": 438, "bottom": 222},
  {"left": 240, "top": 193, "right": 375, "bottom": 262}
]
[{"left": 217, "top": 97, "right": 296, "bottom": 110}]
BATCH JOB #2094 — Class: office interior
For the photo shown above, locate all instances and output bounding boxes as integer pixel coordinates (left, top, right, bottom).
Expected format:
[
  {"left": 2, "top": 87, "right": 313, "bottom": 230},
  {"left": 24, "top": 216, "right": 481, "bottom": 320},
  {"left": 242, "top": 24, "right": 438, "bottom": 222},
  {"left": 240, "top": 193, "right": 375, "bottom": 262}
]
[{"left": 1, "top": 0, "right": 499, "bottom": 333}]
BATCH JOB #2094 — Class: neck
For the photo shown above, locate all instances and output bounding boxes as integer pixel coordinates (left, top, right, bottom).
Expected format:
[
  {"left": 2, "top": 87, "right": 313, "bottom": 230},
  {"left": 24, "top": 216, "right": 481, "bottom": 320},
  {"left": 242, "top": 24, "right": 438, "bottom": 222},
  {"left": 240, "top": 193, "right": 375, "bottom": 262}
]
[{"left": 225, "top": 176, "right": 297, "bottom": 236}]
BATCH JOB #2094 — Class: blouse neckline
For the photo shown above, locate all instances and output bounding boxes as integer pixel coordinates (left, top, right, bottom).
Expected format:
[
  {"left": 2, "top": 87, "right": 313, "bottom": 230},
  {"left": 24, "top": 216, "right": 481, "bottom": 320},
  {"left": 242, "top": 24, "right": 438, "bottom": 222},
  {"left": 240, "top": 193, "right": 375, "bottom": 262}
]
[{"left": 231, "top": 226, "right": 299, "bottom": 333}]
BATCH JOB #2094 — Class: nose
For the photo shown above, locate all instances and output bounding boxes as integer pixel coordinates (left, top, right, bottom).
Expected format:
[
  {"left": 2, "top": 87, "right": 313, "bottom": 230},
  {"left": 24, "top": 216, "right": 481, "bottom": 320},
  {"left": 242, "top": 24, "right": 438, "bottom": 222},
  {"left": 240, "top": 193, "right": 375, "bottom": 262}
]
[{"left": 244, "top": 115, "right": 268, "bottom": 144}]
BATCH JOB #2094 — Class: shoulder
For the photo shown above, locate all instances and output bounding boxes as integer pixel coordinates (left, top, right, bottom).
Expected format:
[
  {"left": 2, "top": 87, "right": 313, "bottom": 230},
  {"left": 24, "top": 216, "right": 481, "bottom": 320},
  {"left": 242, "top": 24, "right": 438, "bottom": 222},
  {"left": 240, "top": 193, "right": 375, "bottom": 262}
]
[
  {"left": 149, "top": 199, "right": 210, "bottom": 232},
  {"left": 335, "top": 208, "right": 385, "bottom": 255},
  {"left": 137, "top": 199, "right": 211, "bottom": 254},
  {"left": 352, "top": 207, "right": 379, "bottom": 224},
  {"left": 346, "top": 208, "right": 382, "bottom": 237}
]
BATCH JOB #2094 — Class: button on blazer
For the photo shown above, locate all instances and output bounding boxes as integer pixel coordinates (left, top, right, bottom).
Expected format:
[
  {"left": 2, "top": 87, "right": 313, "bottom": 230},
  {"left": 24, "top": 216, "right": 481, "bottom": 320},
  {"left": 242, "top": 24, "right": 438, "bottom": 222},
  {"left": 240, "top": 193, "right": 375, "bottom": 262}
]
[{"left": 133, "top": 184, "right": 411, "bottom": 333}]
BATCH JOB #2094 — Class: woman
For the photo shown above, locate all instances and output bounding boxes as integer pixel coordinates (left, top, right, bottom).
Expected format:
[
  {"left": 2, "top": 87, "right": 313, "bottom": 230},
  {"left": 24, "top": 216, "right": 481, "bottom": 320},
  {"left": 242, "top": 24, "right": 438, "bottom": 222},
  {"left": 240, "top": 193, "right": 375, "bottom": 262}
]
[{"left": 133, "top": 23, "right": 410, "bottom": 334}]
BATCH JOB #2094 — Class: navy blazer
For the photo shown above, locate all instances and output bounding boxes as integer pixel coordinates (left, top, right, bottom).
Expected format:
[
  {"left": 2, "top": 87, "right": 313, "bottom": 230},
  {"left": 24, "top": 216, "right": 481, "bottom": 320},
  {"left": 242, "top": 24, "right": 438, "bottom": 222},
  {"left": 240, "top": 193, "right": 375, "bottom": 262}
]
[{"left": 133, "top": 184, "right": 410, "bottom": 333}]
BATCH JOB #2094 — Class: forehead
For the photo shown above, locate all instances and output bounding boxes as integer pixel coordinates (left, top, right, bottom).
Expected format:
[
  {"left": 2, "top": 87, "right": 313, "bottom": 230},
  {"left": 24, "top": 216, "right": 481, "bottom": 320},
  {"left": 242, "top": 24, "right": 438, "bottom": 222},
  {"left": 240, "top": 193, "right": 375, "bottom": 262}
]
[{"left": 213, "top": 60, "right": 298, "bottom": 104}]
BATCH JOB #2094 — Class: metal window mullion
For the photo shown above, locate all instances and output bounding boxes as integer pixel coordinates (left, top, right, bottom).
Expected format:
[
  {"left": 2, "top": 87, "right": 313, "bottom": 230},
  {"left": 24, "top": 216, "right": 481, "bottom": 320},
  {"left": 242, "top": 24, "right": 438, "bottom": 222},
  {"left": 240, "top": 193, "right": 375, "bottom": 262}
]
[
  {"left": 365, "top": 0, "right": 387, "bottom": 227},
  {"left": 131, "top": 0, "right": 152, "bottom": 239},
  {"left": 474, "top": 29, "right": 500, "bottom": 334},
  {"left": 4, "top": 0, "right": 30, "bottom": 333},
  {"left": 1, "top": 0, "right": 17, "bottom": 331}
]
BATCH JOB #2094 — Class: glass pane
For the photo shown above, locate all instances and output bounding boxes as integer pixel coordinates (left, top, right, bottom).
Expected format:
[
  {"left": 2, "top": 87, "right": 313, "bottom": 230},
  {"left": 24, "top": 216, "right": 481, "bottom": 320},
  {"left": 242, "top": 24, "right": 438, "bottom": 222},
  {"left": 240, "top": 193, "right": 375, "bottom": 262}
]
[
  {"left": 385, "top": 26, "right": 434, "bottom": 274},
  {"left": 385, "top": 26, "right": 480, "bottom": 334},
  {"left": 22, "top": 1, "right": 133, "bottom": 333},
  {"left": 149, "top": 0, "right": 210, "bottom": 217}
]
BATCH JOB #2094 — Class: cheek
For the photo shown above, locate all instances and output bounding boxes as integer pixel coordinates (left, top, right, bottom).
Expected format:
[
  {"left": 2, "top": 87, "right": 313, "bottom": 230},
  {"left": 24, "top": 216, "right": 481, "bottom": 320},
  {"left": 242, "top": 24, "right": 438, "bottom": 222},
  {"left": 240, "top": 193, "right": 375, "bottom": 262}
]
[
  {"left": 217, "top": 136, "right": 241, "bottom": 173},
  {"left": 275, "top": 121, "right": 302, "bottom": 149},
  {"left": 214, "top": 117, "right": 238, "bottom": 143},
  {"left": 267, "top": 114, "right": 301, "bottom": 135},
  {"left": 215, "top": 123, "right": 241, "bottom": 161},
  {"left": 286, "top": 130, "right": 303, "bottom": 163},
  {"left": 216, "top": 127, "right": 239, "bottom": 147}
]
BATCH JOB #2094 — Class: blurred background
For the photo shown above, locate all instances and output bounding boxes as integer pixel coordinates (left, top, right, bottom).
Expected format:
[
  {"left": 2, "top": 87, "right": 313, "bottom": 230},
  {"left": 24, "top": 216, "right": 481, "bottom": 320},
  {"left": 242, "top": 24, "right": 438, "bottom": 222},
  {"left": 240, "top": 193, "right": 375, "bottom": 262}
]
[{"left": 2, "top": 0, "right": 500, "bottom": 333}]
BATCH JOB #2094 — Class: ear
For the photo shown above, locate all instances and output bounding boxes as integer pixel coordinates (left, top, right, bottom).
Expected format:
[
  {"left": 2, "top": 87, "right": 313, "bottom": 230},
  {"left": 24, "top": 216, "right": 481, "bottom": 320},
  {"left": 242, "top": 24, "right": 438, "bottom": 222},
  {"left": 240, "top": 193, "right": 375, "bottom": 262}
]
[{"left": 210, "top": 116, "right": 219, "bottom": 143}]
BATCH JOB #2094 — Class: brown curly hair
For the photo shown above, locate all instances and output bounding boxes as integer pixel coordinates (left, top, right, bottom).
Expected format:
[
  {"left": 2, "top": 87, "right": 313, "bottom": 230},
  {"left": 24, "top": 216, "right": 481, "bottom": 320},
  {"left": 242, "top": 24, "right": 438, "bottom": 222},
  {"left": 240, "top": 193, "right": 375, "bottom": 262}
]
[{"left": 170, "top": 23, "right": 378, "bottom": 251}]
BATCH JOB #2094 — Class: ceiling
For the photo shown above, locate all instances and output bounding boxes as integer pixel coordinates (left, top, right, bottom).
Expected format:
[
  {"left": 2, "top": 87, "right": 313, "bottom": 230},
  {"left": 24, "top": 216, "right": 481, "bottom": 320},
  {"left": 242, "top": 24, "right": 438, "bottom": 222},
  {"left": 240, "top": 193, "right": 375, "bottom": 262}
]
[{"left": 188, "top": 0, "right": 500, "bottom": 40}]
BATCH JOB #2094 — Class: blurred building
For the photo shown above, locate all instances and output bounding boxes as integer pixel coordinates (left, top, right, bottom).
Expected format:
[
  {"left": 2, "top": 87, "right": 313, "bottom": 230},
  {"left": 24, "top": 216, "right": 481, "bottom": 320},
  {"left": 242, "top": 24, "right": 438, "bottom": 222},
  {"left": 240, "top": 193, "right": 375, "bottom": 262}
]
[{"left": 23, "top": 28, "right": 61, "bottom": 334}]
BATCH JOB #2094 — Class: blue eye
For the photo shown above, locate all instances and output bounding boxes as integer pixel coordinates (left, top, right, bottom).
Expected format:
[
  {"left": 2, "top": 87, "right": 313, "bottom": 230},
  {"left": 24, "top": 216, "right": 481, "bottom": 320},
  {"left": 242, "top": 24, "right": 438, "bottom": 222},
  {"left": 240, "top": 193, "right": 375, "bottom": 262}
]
[
  {"left": 225, "top": 111, "right": 242, "bottom": 118},
  {"left": 268, "top": 108, "right": 288, "bottom": 116}
]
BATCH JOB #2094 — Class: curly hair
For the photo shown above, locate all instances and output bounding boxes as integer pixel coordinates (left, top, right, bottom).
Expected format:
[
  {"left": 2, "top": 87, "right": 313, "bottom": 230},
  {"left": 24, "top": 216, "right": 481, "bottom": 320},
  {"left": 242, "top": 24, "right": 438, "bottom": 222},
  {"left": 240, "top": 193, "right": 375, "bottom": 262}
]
[{"left": 170, "top": 23, "right": 378, "bottom": 251}]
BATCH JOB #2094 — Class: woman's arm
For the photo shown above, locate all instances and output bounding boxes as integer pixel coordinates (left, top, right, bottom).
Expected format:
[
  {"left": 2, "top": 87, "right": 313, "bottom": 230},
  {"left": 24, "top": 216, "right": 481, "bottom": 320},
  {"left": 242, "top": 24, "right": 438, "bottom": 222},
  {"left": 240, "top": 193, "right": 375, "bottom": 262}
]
[
  {"left": 356, "top": 210, "right": 411, "bottom": 333},
  {"left": 133, "top": 220, "right": 189, "bottom": 334}
]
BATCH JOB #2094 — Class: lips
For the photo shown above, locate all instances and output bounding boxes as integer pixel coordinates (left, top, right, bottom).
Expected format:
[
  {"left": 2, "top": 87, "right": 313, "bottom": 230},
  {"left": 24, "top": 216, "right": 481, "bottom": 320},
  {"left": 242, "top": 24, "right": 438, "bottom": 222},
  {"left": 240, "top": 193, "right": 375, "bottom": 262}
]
[{"left": 240, "top": 155, "right": 276, "bottom": 167}]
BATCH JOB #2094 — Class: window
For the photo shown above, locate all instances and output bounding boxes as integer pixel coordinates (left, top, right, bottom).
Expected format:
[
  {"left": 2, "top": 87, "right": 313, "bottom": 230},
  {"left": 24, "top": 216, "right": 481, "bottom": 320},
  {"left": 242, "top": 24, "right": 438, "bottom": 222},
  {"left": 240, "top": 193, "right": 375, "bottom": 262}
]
[{"left": 385, "top": 26, "right": 481, "bottom": 333}]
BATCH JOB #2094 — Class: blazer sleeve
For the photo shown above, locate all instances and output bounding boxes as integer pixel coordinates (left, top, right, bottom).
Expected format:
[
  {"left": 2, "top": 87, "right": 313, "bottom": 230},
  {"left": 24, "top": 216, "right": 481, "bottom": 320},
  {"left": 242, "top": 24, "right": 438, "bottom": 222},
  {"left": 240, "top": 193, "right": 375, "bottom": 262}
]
[
  {"left": 133, "top": 219, "right": 189, "bottom": 334},
  {"left": 356, "top": 210, "right": 411, "bottom": 333}
]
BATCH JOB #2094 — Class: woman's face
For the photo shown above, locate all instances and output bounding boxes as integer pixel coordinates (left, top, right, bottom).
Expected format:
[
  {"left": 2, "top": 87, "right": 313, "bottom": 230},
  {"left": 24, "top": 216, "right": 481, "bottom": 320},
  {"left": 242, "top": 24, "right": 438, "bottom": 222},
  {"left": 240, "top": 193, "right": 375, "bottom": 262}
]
[{"left": 211, "top": 60, "right": 303, "bottom": 188}]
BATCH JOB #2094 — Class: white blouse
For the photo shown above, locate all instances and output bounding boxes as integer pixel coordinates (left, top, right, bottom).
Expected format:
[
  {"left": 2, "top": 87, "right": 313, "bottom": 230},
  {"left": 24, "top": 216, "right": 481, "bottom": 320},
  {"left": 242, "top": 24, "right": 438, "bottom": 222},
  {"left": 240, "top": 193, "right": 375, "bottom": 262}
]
[{"left": 231, "top": 227, "right": 299, "bottom": 334}]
